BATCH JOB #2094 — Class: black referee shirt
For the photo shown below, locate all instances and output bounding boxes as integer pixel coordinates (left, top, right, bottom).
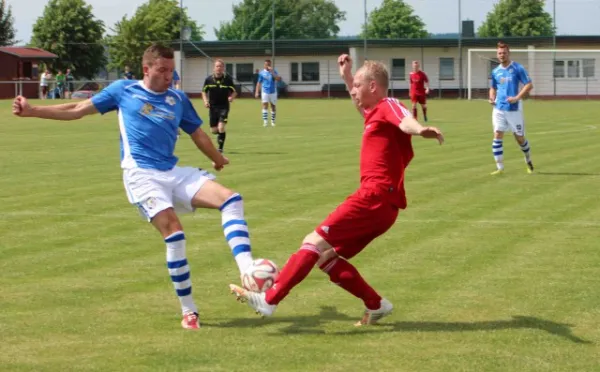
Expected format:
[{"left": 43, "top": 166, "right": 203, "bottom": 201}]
[{"left": 202, "top": 73, "right": 236, "bottom": 106}]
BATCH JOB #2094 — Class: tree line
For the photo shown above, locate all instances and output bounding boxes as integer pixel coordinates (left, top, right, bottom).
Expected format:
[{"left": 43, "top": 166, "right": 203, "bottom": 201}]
[{"left": 0, "top": 0, "right": 554, "bottom": 79}]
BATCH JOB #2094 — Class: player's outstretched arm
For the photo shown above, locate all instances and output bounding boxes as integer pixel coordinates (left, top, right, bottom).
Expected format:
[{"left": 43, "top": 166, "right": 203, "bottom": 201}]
[
  {"left": 399, "top": 116, "right": 444, "bottom": 145},
  {"left": 189, "top": 127, "right": 229, "bottom": 171},
  {"left": 13, "top": 96, "right": 98, "bottom": 121}
]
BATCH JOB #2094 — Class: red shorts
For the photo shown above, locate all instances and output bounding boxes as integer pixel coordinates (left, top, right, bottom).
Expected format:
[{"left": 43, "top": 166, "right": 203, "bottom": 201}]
[
  {"left": 410, "top": 94, "right": 427, "bottom": 105},
  {"left": 315, "top": 188, "right": 399, "bottom": 259}
]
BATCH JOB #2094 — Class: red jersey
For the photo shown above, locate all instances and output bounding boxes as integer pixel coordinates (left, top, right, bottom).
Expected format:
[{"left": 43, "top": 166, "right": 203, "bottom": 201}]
[
  {"left": 409, "top": 70, "right": 429, "bottom": 96},
  {"left": 361, "top": 98, "right": 414, "bottom": 209}
]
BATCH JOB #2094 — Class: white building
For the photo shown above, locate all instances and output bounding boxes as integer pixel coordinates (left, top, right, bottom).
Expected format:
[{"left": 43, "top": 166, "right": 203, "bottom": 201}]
[{"left": 175, "top": 36, "right": 600, "bottom": 99}]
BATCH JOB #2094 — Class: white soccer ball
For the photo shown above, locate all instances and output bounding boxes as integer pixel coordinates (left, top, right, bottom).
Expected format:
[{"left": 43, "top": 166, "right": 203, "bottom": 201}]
[{"left": 242, "top": 258, "right": 279, "bottom": 293}]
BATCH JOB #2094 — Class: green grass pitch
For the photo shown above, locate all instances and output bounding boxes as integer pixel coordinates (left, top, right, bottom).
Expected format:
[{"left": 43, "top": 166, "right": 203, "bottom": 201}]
[{"left": 1, "top": 98, "right": 599, "bottom": 371}]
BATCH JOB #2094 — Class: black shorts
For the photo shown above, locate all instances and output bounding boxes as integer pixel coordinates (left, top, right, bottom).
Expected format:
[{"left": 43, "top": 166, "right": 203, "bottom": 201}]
[{"left": 209, "top": 106, "right": 229, "bottom": 127}]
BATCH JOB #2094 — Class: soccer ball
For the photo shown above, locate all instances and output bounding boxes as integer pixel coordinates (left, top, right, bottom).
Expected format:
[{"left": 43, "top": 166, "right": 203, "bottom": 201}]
[{"left": 242, "top": 258, "right": 279, "bottom": 293}]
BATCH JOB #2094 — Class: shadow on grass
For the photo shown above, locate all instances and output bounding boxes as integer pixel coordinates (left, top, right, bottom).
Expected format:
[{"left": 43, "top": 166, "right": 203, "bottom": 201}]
[{"left": 208, "top": 307, "right": 591, "bottom": 344}]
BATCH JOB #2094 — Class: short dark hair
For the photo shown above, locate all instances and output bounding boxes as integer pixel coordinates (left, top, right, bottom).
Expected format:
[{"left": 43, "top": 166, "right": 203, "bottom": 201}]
[
  {"left": 265, "top": 59, "right": 271, "bottom": 63},
  {"left": 143, "top": 43, "right": 174, "bottom": 66},
  {"left": 497, "top": 41, "right": 509, "bottom": 51}
]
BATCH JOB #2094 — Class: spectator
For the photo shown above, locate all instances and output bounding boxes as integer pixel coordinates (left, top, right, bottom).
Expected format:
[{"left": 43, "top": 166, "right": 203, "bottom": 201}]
[
  {"left": 123, "top": 66, "right": 135, "bottom": 80},
  {"left": 65, "top": 68, "right": 75, "bottom": 99},
  {"left": 40, "top": 69, "right": 52, "bottom": 100},
  {"left": 56, "top": 70, "right": 65, "bottom": 99}
]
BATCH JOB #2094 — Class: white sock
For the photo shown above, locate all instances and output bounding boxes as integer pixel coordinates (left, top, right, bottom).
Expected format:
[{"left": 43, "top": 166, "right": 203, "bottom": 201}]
[
  {"left": 220, "top": 193, "right": 254, "bottom": 273},
  {"left": 262, "top": 109, "right": 268, "bottom": 123},
  {"left": 165, "top": 231, "right": 197, "bottom": 315},
  {"left": 492, "top": 139, "right": 504, "bottom": 170},
  {"left": 520, "top": 139, "right": 532, "bottom": 163}
]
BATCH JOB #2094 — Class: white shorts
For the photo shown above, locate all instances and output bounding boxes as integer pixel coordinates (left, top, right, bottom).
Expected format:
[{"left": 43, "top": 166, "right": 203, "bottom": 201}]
[
  {"left": 492, "top": 105, "right": 525, "bottom": 136},
  {"left": 123, "top": 166, "right": 216, "bottom": 221},
  {"left": 261, "top": 92, "right": 277, "bottom": 105}
]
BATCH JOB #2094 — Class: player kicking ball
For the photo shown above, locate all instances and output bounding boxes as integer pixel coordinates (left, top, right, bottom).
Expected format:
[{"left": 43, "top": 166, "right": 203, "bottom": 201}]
[
  {"left": 229, "top": 54, "right": 444, "bottom": 326},
  {"left": 13, "top": 44, "right": 256, "bottom": 330},
  {"left": 489, "top": 41, "right": 534, "bottom": 175}
]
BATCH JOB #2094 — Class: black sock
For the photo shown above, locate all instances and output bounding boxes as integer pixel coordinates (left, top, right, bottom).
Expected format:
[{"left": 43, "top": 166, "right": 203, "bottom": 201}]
[{"left": 217, "top": 132, "right": 226, "bottom": 151}]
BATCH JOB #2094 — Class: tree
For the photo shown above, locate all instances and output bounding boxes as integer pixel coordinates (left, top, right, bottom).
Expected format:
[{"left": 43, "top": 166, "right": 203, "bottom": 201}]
[
  {"left": 363, "top": 0, "right": 428, "bottom": 39},
  {"left": 215, "top": 0, "right": 346, "bottom": 41},
  {"left": 107, "top": 0, "right": 203, "bottom": 77},
  {"left": 478, "top": 0, "right": 554, "bottom": 37},
  {"left": 31, "top": 0, "right": 106, "bottom": 78},
  {"left": 0, "top": 0, "right": 17, "bottom": 46}
]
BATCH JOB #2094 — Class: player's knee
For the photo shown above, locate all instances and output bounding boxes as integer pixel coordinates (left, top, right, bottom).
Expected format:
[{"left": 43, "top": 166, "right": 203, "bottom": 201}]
[
  {"left": 317, "top": 248, "right": 338, "bottom": 267},
  {"left": 303, "top": 231, "right": 330, "bottom": 253},
  {"left": 152, "top": 208, "right": 184, "bottom": 237},
  {"left": 514, "top": 134, "right": 526, "bottom": 144}
]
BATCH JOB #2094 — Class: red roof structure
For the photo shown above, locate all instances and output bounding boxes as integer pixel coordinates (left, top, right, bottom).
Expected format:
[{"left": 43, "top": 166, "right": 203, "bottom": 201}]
[{"left": 0, "top": 47, "right": 57, "bottom": 59}]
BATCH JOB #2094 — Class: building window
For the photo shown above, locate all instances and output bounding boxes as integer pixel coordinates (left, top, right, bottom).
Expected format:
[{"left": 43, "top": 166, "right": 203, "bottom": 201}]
[
  {"left": 290, "top": 62, "right": 320, "bottom": 82},
  {"left": 291, "top": 63, "right": 299, "bottom": 82},
  {"left": 567, "top": 60, "right": 580, "bottom": 78},
  {"left": 554, "top": 59, "right": 595, "bottom": 79},
  {"left": 235, "top": 63, "right": 254, "bottom": 82},
  {"left": 439, "top": 58, "right": 455, "bottom": 80},
  {"left": 225, "top": 63, "right": 234, "bottom": 76},
  {"left": 391, "top": 58, "right": 405, "bottom": 80},
  {"left": 583, "top": 59, "right": 595, "bottom": 78},
  {"left": 553, "top": 60, "right": 565, "bottom": 78}
]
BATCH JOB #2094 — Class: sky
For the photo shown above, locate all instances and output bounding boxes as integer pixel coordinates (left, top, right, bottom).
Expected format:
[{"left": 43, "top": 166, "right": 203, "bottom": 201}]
[{"left": 8, "top": 0, "right": 600, "bottom": 44}]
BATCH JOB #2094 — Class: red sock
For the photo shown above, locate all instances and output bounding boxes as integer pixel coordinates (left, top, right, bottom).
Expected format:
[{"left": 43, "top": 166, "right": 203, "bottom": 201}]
[
  {"left": 265, "top": 243, "right": 320, "bottom": 305},
  {"left": 423, "top": 107, "right": 427, "bottom": 118},
  {"left": 412, "top": 107, "right": 418, "bottom": 119},
  {"left": 320, "top": 257, "right": 382, "bottom": 310}
]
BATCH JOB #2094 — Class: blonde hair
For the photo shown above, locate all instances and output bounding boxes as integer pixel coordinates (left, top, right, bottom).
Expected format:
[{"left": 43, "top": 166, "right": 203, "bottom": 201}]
[{"left": 357, "top": 60, "right": 389, "bottom": 89}]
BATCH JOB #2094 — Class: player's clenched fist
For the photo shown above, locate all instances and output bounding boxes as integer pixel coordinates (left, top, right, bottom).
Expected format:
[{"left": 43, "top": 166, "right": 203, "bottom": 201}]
[
  {"left": 213, "top": 155, "right": 230, "bottom": 171},
  {"left": 12, "top": 96, "right": 32, "bottom": 117},
  {"left": 338, "top": 54, "right": 352, "bottom": 76}
]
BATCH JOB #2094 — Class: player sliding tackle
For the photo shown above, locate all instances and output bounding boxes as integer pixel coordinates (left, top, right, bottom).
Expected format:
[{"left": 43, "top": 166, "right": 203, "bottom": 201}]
[
  {"left": 229, "top": 54, "right": 444, "bottom": 326},
  {"left": 13, "top": 44, "right": 255, "bottom": 330}
]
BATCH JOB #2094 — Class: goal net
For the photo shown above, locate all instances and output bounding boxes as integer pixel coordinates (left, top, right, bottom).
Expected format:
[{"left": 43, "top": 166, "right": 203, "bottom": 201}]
[{"left": 467, "top": 48, "right": 599, "bottom": 100}]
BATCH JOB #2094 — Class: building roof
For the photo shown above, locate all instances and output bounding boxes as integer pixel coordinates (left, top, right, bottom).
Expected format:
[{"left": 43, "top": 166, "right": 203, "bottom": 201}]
[
  {"left": 0, "top": 47, "right": 58, "bottom": 59},
  {"left": 175, "top": 35, "right": 600, "bottom": 58}
]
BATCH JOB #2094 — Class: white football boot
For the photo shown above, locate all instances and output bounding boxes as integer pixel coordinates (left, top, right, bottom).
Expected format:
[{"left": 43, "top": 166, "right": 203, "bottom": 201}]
[
  {"left": 229, "top": 284, "right": 277, "bottom": 317},
  {"left": 355, "top": 298, "right": 393, "bottom": 326}
]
